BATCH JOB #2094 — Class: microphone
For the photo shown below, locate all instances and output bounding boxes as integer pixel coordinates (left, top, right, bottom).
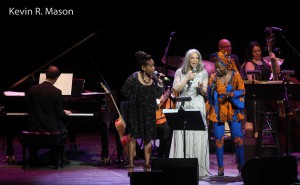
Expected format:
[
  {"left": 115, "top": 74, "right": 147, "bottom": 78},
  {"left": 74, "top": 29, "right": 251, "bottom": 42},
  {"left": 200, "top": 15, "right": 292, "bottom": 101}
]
[
  {"left": 153, "top": 71, "right": 170, "bottom": 82},
  {"left": 188, "top": 67, "right": 197, "bottom": 85},
  {"left": 265, "top": 27, "right": 283, "bottom": 32},
  {"left": 210, "top": 74, "right": 218, "bottom": 96},
  {"left": 170, "top": 31, "right": 176, "bottom": 39},
  {"left": 271, "top": 27, "right": 283, "bottom": 32}
]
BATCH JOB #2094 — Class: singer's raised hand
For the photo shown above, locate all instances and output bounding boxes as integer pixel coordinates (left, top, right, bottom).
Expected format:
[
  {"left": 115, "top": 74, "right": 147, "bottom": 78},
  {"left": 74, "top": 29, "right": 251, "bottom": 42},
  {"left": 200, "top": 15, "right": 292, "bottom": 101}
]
[
  {"left": 187, "top": 70, "right": 196, "bottom": 81},
  {"left": 198, "top": 82, "right": 203, "bottom": 89},
  {"left": 197, "top": 82, "right": 206, "bottom": 98}
]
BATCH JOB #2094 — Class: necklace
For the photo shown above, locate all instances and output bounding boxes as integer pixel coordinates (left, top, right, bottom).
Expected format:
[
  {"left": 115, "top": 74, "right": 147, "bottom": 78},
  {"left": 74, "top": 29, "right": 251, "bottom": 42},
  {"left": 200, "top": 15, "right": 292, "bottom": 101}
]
[
  {"left": 252, "top": 59, "right": 262, "bottom": 65},
  {"left": 222, "top": 70, "right": 230, "bottom": 78},
  {"left": 141, "top": 72, "right": 151, "bottom": 84}
]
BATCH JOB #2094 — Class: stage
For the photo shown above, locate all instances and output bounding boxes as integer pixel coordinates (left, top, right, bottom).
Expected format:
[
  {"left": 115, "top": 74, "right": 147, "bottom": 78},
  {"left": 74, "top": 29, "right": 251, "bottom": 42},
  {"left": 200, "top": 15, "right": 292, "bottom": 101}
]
[{"left": 0, "top": 131, "right": 299, "bottom": 185}]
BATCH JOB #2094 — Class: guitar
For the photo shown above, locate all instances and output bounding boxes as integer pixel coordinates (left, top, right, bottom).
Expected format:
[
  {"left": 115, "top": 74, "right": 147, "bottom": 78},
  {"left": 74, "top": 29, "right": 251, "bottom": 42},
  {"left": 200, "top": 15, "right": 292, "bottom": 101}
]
[
  {"left": 156, "top": 88, "right": 175, "bottom": 125},
  {"left": 100, "top": 82, "right": 129, "bottom": 156}
]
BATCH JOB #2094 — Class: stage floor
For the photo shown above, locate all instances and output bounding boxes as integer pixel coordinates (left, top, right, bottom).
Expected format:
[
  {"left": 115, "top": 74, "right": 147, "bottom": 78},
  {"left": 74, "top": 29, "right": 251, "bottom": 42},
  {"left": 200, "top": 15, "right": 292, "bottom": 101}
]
[{"left": 0, "top": 131, "right": 299, "bottom": 185}]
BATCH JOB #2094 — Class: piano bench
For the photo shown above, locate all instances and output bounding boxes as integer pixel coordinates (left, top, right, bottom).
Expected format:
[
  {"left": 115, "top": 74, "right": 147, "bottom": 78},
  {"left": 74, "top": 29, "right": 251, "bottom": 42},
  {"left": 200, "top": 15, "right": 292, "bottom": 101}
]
[{"left": 19, "top": 131, "right": 68, "bottom": 169}]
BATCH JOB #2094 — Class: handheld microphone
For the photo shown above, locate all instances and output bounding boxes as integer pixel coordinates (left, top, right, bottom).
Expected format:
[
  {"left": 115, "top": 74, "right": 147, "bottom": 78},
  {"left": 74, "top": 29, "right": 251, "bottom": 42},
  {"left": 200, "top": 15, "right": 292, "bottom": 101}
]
[
  {"left": 153, "top": 71, "right": 170, "bottom": 82},
  {"left": 265, "top": 27, "right": 283, "bottom": 32},
  {"left": 210, "top": 74, "right": 218, "bottom": 96},
  {"left": 170, "top": 31, "right": 176, "bottom": 39},
  {"left": 271, "top": 27, "right": 283, "bottom": 32},
  {"left": 188, "top": 67, "right": 197, "bottom": 85}
]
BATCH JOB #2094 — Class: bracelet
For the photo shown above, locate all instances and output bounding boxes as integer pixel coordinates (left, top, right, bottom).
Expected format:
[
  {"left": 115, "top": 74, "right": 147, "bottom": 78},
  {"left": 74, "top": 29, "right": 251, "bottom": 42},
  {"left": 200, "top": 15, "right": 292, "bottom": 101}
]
[{"left": 158, "top": 83, "right": 163, "bottom": 88}]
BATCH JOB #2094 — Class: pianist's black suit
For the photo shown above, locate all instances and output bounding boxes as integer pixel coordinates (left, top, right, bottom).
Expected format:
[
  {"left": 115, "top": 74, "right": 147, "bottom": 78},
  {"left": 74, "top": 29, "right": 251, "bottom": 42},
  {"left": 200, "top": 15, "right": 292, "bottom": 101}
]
[{"left": 26, "top": 81, "right": 68, "bottom": 132}]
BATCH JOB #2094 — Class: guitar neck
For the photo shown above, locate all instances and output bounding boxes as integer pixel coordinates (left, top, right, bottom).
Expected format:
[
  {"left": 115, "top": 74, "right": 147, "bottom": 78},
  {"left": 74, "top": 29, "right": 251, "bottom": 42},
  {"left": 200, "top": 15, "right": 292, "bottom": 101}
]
[
  {"left": 100, "top": 82, "right": 124, "bottom": 121},
  {"left": 109, "top": 94, "right": 123, "bottom": 120}
]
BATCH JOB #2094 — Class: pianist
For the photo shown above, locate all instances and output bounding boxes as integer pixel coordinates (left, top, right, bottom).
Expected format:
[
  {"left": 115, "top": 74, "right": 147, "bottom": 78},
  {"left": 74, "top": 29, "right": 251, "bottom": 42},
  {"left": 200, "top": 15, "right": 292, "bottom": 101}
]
[{"left": 26, "top": 65, "right": 72, "bottom": 163}]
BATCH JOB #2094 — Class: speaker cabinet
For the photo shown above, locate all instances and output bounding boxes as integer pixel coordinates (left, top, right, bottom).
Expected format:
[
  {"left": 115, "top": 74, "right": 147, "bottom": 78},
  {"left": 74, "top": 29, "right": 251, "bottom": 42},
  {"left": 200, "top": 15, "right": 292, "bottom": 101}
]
[
  {"left": 130, "top": 170, "right": 165, "bottom": 185},
  {"left": 241, "top": 156, "right": 298, "bottom": 185},
  {"left": 151, "top": 158, "right": 199, "bottom": 185}
]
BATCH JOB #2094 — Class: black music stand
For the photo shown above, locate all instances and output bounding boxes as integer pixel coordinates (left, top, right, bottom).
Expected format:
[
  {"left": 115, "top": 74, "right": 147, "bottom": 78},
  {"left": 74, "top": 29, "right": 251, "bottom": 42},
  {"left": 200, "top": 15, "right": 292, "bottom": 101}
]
[
  {"left": 246, "top": 70, "right": 260, "bottom": 81},
  {"left": 281, "top": 70, "right": 295, "bottom": 156},
  {"left": 246, "top": 70, "right": 261, "bottom": 132},
  {"left": 245, "top": 81, "right": 300, "bottom": 156},
  {"left": 163, "top": 106, "right": 205, "bottom": 158}
]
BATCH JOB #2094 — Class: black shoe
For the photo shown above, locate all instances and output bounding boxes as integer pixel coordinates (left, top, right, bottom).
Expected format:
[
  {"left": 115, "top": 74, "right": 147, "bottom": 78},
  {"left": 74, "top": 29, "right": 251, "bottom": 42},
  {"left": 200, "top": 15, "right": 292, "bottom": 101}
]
[
  {"left": 127, "top": 166, "right": 134, "bottom": 177},
  {"left": 63, "top": 159, "right": 71, "bottom": 166},
  {"left": 218, "top": 167, "right": 224, "bottom": 176},
  {"left": 70, "top": 143, "right": 80, "bottom": 151},
  {"left": 5, "top": 156, "right": 16, "bottom": 164},
  {"left": 99, "top": 157, "right": 109, "bottom": 166},
  {"left": 237, "top": 165, "right": 242, "bottom": 175}
]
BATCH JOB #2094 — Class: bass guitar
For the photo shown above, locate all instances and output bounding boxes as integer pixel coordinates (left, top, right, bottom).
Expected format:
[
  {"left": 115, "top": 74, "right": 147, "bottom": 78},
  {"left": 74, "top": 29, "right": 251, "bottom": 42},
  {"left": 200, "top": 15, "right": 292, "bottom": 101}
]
[{"left": 100, "top": 82, "right": 129, "bottom": 157}]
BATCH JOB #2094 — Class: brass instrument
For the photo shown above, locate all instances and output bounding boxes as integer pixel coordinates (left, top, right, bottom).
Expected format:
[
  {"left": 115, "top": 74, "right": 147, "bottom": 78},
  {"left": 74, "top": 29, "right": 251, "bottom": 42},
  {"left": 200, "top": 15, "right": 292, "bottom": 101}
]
[{"left": 266, "top": 28, "right": 286, "bottom": 117}]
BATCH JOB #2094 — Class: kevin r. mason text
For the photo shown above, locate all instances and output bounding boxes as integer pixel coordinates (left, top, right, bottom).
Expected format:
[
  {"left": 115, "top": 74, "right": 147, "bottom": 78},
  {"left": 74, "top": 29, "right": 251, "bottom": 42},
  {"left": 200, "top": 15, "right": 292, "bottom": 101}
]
[{"left": 9, "top": 7, "right": 74, "bottom": 16}]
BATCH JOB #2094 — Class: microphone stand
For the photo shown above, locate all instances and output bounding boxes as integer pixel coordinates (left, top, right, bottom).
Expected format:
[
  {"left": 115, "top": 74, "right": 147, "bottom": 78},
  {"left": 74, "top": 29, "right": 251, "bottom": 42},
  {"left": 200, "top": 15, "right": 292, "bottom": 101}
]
[
  {"left": 282, "top": 75, "right": 291, "bottom": 156},
  {"left": 280, "top": 70, "right": 295, "bottom": 156},
  {"left": 278, "top": 31, "right": 300, "bottom": 71},
  {"left": 163, "top": 32, "right": 175, "bottom": 78},
  {"left": 279, "top": 31, "right": 300, "bottom": 58},
  {"left": 178, "top": 103, "right": 187, "bottom": 158},
  {"left": 176, "top": 97, "right": 191, "bottom": 158}
]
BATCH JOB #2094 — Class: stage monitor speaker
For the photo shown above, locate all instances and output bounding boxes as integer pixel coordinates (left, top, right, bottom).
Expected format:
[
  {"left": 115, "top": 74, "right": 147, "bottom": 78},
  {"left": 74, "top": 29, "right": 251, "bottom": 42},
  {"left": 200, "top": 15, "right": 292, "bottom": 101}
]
[
  {"left": 151, "top": 158, "right": 199, "bottom": 185},
  {"left": 241, "top": 155, "right": 298, "bottom": 185},
  {"left": 130, "top": 170, "right": 165, "bottom": 185}
]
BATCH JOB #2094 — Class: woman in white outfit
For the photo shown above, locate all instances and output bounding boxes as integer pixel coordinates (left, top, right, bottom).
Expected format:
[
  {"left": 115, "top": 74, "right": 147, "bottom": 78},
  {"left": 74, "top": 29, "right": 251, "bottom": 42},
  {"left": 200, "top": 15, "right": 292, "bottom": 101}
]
[{"left": 169, "top": 48, "right": 210, "bottom": 177}]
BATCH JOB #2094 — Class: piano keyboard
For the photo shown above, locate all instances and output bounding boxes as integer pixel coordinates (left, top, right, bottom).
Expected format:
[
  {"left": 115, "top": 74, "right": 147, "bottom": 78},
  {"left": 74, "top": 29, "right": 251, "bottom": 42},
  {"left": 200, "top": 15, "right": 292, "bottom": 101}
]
[
  {"left": 4, "top": 113, "right": 94, "bottom": 117},
  {"left": 68, "top": 113, "right": 94, "bottom": 117},
  {"left": 6, "top": 112, "right": 29, "bottom": 116}
]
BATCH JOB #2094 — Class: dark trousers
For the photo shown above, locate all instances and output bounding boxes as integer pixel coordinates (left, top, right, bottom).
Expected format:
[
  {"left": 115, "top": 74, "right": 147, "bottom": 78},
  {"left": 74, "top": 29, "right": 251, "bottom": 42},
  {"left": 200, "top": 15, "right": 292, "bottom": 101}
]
[{"left": 156, "top": 122, "right": 172, "bottom": 158}]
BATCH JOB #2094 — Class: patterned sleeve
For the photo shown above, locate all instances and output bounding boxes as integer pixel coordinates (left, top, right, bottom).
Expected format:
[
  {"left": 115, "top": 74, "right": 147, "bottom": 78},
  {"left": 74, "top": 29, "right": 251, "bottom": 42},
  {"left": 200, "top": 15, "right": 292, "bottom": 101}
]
[
  {"left": 229, "top": 72, "right": 245, "bottom": 110},
  {"left": 207, "top": 73, "right": 216, "bottom": 105}
]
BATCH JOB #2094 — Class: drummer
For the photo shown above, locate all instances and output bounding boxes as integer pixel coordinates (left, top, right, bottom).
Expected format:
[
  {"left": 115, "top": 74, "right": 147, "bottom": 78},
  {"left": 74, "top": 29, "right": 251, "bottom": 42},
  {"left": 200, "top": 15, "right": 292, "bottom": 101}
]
[{"left": 208, "top": 38, "right": 242, "bottom": 73}]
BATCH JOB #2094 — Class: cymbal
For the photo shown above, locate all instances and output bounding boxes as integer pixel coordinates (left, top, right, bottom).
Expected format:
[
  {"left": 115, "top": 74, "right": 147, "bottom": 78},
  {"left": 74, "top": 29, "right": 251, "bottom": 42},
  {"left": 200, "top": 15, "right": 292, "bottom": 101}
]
[
  {"left": 263, "top": 56, "right": 284, "bottom": 66},
  {"left": 202, "top": 60, "right": 216, "bottom": 75},
  {"left": 162, "top": 56, "right": 184, "bottom": 68},
  {"left": 155, "top": 67, "right": 175, "bottom": 77},
  {"left": 162, "top": 57, "right": 215, "bottom": 75}
]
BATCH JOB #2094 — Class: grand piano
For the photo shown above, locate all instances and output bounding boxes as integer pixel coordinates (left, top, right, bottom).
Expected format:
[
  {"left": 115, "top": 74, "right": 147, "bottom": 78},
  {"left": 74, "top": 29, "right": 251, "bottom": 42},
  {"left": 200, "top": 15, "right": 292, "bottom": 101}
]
[
  {"left": 0, "top": 33, "right": 114, "bottom": 160},
  {"left": 0, "top": 77, "right": 107, "bottom": 160}
]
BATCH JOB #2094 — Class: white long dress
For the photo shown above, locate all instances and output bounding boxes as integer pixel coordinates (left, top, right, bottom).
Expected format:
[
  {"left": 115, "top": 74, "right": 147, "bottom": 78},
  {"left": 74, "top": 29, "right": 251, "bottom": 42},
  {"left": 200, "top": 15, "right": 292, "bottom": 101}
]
[{"left": 169, "top": 68, "right": 210, "bottom": 177}]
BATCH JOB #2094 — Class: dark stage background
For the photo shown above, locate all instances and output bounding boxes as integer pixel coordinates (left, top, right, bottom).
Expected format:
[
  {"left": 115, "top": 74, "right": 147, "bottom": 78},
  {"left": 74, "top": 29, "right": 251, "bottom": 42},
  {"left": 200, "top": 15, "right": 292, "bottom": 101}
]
[{"left": 2, "top": 1, "right": 300, "bottom": 102}]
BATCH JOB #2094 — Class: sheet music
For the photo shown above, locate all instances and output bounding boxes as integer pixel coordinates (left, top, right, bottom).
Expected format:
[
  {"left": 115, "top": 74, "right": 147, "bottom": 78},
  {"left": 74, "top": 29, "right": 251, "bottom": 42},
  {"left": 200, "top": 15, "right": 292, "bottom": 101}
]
[
  {"left": 3, "top": 91, "right": 25, "bottom": 96},
  {"left": 162, "top": 109, "right": 199, "bottom": 113},
  {"left": 39, "top": 73, "right": 73, "bottom": 95}
]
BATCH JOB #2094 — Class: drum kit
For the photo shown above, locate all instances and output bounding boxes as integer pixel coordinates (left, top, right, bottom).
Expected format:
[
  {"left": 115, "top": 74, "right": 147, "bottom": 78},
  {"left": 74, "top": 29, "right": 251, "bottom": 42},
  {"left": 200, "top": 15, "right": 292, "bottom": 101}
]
[{"left": 160, "top": 56, "right": 216, "bottom": 77}]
